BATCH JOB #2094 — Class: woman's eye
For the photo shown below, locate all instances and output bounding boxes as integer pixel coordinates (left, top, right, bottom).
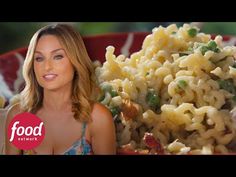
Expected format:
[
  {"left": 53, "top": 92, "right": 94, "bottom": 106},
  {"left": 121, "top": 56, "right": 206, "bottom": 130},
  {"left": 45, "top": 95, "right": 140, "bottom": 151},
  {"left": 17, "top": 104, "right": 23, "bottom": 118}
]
[
  {"left": 35, "top": 57, "right": 43, "bottom": 62},
  {"left": 54, "top": 55, "right": 63, "bottom": 60}
]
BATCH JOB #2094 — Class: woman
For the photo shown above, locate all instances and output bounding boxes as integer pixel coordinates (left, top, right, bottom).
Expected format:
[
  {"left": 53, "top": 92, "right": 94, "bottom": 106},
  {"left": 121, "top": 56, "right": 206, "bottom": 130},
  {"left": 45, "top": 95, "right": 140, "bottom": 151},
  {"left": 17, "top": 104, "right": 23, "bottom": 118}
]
[{"left": 5, "top": 24, "right": 116, "bottom": 155}]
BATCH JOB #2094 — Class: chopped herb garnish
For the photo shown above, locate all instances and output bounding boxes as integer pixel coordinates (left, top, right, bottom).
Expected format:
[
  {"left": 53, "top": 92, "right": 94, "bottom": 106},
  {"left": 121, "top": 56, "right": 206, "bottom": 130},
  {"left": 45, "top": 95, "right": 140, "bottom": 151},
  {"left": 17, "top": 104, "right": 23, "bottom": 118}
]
[
  {"left": 179, "top": 53, "right": 189, "bottom": 57},
  {"left": 217, "top": 79, "right": 236, "bottom": 95},
  {"left": 177, "top": 80, "right": 188, "bottom": 89},
  {"left": 109, "top": 106, "right": 121, "bottom": 117},
  {"left": 146, "top": 89, "right": 161, "bottom": 111}
]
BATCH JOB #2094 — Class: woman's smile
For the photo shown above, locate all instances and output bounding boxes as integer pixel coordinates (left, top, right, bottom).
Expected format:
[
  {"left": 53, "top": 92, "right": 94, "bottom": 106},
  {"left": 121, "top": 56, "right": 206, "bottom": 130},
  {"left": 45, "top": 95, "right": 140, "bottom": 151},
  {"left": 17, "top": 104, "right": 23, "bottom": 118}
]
[{"left": 43, "top": 74, "right": 58, "bottom": 81}]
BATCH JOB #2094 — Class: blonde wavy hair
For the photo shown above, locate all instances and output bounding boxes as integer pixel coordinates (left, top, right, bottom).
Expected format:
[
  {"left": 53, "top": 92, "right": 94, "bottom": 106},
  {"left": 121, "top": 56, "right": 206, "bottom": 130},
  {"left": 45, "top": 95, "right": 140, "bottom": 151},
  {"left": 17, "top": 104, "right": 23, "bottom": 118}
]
[{"left": 20, "top": 24, "right": 99, "bottom": 122}]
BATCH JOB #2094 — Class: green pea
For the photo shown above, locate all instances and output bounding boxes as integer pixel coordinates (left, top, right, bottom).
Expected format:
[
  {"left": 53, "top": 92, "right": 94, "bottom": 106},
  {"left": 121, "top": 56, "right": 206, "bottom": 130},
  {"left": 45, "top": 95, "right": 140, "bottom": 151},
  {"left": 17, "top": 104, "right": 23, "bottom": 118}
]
[
  {"left": 200, "top": 46, "right": 209, "bottom": 55},
  {"left": 208, "top": 41, "right": 220, "bottom": 53},
  {"left": 110, "top": 90, "right": 118, "bottom": 97},
  {"left": 187, "top": 28, "right": 197, "bottom": 38},
  {"left": 207, "top": 41, "right": 217, "bottom": 51}
]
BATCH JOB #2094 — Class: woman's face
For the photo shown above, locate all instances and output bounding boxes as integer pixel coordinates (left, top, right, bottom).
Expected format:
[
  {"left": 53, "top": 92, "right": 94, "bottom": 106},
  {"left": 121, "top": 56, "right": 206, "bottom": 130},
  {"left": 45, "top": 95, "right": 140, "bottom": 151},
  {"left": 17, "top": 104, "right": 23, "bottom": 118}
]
[{"left": 34, "top": 35, "right": 75, "bottom": 91}]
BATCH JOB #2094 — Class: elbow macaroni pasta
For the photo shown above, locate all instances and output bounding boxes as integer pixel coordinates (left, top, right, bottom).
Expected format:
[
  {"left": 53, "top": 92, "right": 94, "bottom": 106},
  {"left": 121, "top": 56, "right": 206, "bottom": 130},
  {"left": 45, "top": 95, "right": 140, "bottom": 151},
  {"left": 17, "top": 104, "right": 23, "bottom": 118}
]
[{"left": 94, "top": 23, "right": 236, "bottom": 154}]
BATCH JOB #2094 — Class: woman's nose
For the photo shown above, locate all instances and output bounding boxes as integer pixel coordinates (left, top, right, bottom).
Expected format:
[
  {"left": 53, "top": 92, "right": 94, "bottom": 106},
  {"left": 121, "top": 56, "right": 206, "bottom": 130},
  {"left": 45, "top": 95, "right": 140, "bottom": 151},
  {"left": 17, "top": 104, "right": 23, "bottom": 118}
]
[{"left": 44, "top": 58, "right": 53, "bottom": 71}]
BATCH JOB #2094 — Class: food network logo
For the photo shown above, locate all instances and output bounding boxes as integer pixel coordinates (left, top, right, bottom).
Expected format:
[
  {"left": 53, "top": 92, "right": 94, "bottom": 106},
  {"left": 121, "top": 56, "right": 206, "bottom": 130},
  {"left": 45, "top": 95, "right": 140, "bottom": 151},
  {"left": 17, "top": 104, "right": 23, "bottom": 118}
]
[{"left": 7, "top": 112, "right": 45, "bottom": 150}]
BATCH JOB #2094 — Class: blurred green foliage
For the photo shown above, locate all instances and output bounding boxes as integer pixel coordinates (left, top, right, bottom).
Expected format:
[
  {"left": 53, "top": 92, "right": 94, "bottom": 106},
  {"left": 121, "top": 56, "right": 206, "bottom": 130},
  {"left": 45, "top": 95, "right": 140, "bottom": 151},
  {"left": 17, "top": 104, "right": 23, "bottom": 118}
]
[
  {"left": 201, "top": 22, "right": 236, "bottom": 35},
  {"left": 1, "top": 22, "right": 236, "bottom": 54},
  {"left": 0, "top": 22, "right": 43, "bottom": 53}
]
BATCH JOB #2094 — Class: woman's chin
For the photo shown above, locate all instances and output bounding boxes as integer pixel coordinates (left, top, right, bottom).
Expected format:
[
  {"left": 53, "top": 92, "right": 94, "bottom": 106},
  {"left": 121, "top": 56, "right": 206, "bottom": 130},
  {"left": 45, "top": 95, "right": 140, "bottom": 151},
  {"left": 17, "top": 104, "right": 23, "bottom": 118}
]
[
  {"left": 42, "top": 85, "right": 60, "bottom": 91},
  {"left": 40, "top": 81, "right": 73, "bottom": 92}
]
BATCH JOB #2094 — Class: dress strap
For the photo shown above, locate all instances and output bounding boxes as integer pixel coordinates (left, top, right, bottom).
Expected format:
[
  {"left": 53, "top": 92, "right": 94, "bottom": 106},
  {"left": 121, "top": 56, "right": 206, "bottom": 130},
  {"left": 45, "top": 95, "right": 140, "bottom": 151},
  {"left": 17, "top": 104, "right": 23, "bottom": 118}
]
[
  {"left": 81, "top": 122, "right": 87, "bottom": 155},
  {"left": 81, "top": 122, "right": 87, "bottom": 138}
]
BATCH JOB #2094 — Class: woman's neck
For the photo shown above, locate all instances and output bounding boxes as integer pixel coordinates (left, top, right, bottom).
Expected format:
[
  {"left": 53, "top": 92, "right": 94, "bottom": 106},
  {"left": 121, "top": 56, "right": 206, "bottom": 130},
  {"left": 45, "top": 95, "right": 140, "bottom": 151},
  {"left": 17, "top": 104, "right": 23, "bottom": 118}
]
[{"left": 42, "top": 86, "right": 72, "bottom": 112}]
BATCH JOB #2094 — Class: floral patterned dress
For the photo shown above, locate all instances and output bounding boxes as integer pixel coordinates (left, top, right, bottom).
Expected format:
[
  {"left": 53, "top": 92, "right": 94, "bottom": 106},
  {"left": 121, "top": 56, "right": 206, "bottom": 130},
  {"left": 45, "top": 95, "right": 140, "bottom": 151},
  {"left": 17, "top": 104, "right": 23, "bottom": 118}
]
[{"left": 24, "top": 123, "right": 93, "bottom": 155}]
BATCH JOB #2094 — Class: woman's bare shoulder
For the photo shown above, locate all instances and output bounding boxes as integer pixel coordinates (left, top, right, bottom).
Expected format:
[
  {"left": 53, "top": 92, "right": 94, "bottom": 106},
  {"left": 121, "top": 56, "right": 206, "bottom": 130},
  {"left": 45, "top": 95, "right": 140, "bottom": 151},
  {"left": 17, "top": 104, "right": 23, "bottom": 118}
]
[
  {"left": 89, "top": 103, "right": 115, "bottom": 146},
  {"left": 90, "top": 102, "right": 114, "bottom": 129},
  {"left": 91, "top": 102, "right": 112, "bottom": 120}
]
